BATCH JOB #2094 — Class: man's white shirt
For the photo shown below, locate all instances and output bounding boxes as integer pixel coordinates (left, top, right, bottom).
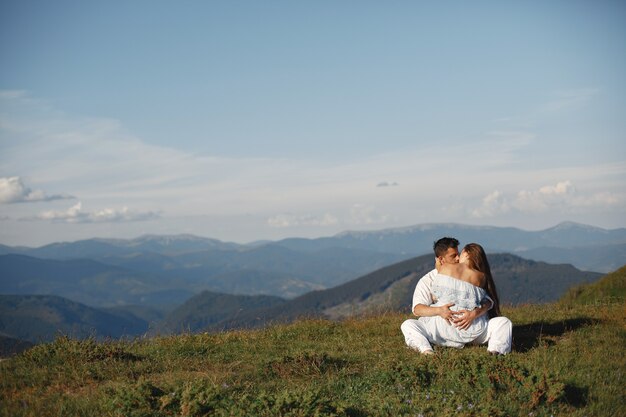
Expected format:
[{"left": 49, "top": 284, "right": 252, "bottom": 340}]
[{"left": 411, "top": 268, "right": 438, "bottom": 313}]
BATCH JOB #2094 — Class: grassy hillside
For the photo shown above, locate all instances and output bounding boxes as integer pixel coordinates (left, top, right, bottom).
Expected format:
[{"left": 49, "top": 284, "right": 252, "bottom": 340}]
[
  {"left": 1, "top": 268, "right": 624, "bottom": 416},
  {"left": 559, "top": 264, "right": 626, "bottom": 305}
]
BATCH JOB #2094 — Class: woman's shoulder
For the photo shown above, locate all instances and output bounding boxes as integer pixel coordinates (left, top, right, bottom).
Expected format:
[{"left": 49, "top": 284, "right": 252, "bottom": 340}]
[
  {"left": 440, "top": 263, "right": 485, "bottom": 287},
  {"left": 466, "top": 270, "right": 486, "bottom": 288}
]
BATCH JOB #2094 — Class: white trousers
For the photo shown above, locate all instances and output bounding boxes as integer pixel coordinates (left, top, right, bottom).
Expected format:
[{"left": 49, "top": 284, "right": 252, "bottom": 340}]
[{"left": 400, "top": 316, "right": 512, "bottom": 355}]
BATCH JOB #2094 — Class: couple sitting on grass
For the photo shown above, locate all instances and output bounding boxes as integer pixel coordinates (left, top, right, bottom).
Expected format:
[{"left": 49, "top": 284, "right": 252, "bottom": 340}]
[{"left": 401, "top": 237, "right": 512, "bottom": 355}]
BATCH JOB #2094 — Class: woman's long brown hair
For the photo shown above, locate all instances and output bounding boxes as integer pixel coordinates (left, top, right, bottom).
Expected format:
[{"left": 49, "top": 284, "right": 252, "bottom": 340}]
[{"left": 462, "top": 243, "right": 501, "bottom": 318}]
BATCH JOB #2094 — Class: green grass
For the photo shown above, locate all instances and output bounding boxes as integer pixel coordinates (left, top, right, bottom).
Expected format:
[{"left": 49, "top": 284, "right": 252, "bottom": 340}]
[
  {"left": 559, "top": 265, "right": 626, "bottom": 306},
  {"left": 2, "top": 269, "right": 625, "bottom": 416}
]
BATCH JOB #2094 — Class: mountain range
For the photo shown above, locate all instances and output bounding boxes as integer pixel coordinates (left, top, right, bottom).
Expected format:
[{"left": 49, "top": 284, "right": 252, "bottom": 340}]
[
  {"left": 2, "top": 221, "right": 623, "bottom": 273},
  {"left": 0, "top": 221, "right": 622, "bottom": 350},
  {"left": 1, "top": 252, "right": 604, "bottom": 345},
  {"left": 273, "top": 222, "right": 626, "bottom": 272}
]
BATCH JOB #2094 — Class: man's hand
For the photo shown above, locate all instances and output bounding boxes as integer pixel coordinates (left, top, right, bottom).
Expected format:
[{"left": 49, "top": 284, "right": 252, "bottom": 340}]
[
  {"left": 437, "top": 303, "right": 456, "bottom": 323},
  {"left": 451, "top": 300, "right": 491, "bottom": 330},
  {"left": 450, "top": 309, "right": 479, "bottom": 330}
]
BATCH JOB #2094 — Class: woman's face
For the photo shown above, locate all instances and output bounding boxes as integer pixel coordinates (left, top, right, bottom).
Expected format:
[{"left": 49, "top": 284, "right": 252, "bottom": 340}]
[{"left": 459, "top": 250, "right": 469, "bottom": 264}]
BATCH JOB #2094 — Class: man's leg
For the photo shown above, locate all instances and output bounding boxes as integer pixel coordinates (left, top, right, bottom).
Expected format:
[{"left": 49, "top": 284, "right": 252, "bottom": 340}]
[
  {"left": 474, "top": 316, "right": 512, "bottom": 354},
  {"left": 401, "top": 319, "right": 434, "bottom": 354}
]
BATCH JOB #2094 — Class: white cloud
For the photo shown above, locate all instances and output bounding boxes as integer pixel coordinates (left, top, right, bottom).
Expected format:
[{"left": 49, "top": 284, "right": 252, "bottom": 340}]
[
  {"left": 471, "top": 190, "right": 510, "bottom": 218},
  {"left": 267, "top": 213, "right": 338, "bottom": 228},
  {"left": 349, "top": 204, "right": 390, "bottom": 225},
  {"left": 570, "top": 191, "right": 622, "bottom": 207},
  {"left": 0, "top": 177, "right": 74, "bottom": 204},
  {"left": 33, "top": 202, "right": 159, "bottom": 224},
  {"left": 538, "top": 180, "right": 575, "bottom": 196},
  {"left": 513, "top": 180, "right": 575, "bottom": 212},
  {"left": 472, "top": 180, "right": 623, "bottom": 218}
]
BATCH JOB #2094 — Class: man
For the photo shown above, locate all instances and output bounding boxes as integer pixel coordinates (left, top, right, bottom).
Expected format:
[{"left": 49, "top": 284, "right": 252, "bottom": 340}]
[{"left": 400, "top": 237, "right": 512, "bottom": 355}]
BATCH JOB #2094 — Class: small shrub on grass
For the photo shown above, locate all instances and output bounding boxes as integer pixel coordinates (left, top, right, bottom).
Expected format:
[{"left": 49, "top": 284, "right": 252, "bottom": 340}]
[
  {"left": 104, "top": 379, "right": 346, "bottom": 417},
  {"left": 22, "top": 336, "right": 141, "bottom": 365},
  {"left": 105, "top": 379, "right": 166, "bottom": 417}
]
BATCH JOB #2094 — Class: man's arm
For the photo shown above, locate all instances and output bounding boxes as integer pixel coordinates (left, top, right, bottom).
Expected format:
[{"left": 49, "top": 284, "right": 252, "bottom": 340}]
[{"left": 413, "top": 302, "right": 456, "bottom": 321}]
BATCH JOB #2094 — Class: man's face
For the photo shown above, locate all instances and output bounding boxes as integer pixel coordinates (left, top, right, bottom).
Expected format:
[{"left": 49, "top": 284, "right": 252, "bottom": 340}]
[{"left": 439, "top": 247, "right": 460, "bottom": 265}]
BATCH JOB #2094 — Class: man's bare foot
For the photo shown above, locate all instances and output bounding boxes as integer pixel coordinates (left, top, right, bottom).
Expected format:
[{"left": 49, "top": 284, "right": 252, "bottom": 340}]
[{"left": 421, "top": 349, "right": 435, "bottom": 355}]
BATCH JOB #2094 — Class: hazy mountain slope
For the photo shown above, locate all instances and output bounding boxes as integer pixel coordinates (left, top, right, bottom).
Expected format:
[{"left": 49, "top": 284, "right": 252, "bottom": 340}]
[
  {"left": 96, "top": 245, "right": 407, "bottom": 295},
  {"left": 100, "top": 304, "right": 168, "bottom": 329},
  {"left": 0, "top": 254, "right": 194, "bottom": 307},
  {"left": 0, "top": 334, "right": 34, "bottom": 357},
  {"left": 211, "top": 255, "right": 434, "bottom": 331},
  {"left": 158, "top": 245, "right": 407, "bottom": 287},
  {"left": 486, "top": 254, "right": 601, "bottom": 304},
  {"left": 516, "top": 243, "right": 626, "bottom": 273},
  {"left": 159, "top": 291, "right": 286, "bottom": 334},
  {"left": 198, "top": 269, "right": 324, "bottom": 298},
  {"left": 209, "top": 254, "right": 602, "bottom": 330},
  {"left": 0, "top": 295, "right": 148, "bottom": 343}
]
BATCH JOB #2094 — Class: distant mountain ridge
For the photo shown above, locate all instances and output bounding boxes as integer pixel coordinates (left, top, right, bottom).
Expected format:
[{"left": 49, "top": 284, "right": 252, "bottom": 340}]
[
  {"left": 3, "top": 221, "right": 623, "bottom": 273},
  {"left": 2, "top": 221, "right": 624, "bottom": 257},
  {"left": 276, "top": 221, "right": 626, "bottom": 254},
  {"left": 0, "top": 234, "right": 243, "bottom": 259}
]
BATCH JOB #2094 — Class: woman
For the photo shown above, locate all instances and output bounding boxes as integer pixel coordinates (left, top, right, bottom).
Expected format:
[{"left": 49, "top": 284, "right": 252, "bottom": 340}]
[{"left": 407, "top": 243, "right": 500, "bottom": 354}]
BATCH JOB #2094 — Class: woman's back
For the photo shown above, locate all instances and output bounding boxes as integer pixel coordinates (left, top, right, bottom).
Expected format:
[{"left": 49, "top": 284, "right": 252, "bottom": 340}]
[{"left": 439, "top": 263, "right": 485, "bottom": 288}]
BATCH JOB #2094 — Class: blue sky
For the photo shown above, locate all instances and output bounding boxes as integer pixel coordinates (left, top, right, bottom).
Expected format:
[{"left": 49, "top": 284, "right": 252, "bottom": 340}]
[{"left": 1, "top": 1, "right": 625, "bottom": 246}]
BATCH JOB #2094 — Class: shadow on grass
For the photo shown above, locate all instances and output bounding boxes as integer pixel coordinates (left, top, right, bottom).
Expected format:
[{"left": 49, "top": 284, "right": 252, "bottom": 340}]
[
  {"left": 512, "top": 317, "right": 600, "bottom": 352},
  {"left": 345, "top": 408, "right": 368, "bottom": 417},
  {"left": 564, "top": 384, "right": 590, "bottom": 408}
]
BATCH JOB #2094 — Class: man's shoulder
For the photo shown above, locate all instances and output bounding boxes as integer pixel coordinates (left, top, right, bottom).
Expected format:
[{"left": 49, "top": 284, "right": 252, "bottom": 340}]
[
  {"left": 416, "top": 268, "right": 437, "bottom": 286},
  {"left": 419, "top": 268, "right": 438, "bottom": 280}
]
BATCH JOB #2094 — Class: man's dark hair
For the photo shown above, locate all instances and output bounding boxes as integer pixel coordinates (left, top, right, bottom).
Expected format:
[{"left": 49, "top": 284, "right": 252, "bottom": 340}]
[{"left": 433, "top": 237, "right": 459, "bottom": 257}]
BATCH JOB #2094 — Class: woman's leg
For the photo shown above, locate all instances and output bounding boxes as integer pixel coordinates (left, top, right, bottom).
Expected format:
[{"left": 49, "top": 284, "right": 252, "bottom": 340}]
[{"left": 473, "top": 316, "right": 512, "bottom": 354}]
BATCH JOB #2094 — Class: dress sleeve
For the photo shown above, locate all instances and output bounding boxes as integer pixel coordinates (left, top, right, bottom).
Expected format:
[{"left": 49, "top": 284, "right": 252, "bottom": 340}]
[{"left": 481, "top": 294, "right": 494, "bottom": 310}]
